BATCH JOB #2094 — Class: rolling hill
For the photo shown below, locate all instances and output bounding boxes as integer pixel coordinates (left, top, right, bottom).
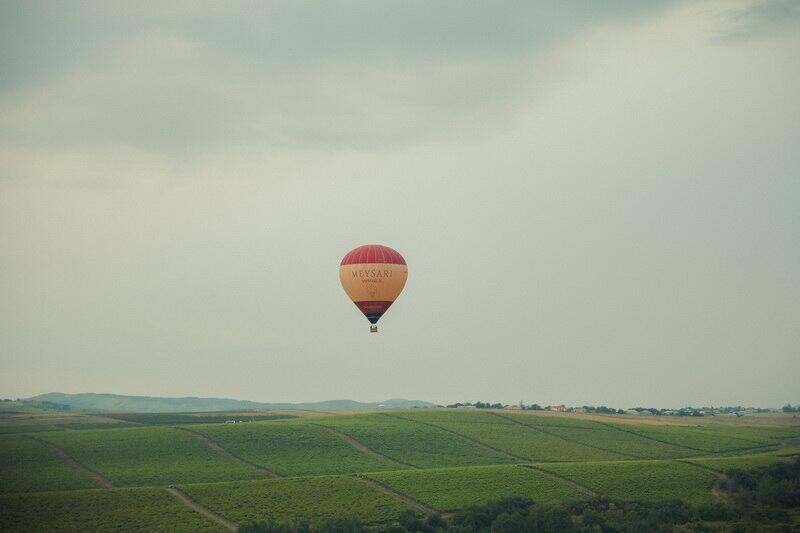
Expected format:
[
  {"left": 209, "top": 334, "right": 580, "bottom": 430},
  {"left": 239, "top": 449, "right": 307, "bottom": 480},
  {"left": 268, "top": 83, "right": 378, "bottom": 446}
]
[{"left": 26, "top": 393, "right": 438, "bottom": 413}]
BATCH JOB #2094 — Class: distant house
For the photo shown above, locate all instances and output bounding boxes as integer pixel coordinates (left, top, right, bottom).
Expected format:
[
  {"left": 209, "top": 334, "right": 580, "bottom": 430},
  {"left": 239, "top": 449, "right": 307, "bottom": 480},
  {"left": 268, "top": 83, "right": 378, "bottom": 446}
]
[
  {"left": 548, "top": 405, "right": 567, "bottom": 412},
  {"left": 505, "top": 405, "right": 521, "bottom": 410},
  {"left": 572, "top": 407, "right": 588, "bottom": 414},
  {"left": 625, "top": 409, "right": 640, "bottom": 415},
  {"left": 457, "top": 405, "right": 477, "bottom": 409}
]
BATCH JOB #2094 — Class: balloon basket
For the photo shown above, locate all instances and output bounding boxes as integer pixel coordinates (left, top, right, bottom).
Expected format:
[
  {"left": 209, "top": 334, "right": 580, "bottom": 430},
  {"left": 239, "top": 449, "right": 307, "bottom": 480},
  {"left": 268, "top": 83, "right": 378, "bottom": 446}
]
[{"left": 370, "top": 326, "right": 378, "bottom": 333}]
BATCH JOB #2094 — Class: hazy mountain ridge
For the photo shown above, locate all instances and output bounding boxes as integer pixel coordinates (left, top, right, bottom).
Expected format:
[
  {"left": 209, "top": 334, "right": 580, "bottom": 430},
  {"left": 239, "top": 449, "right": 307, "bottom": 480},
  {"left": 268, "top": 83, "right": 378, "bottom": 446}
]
[{"left": 27, "top": 392, "right": 438, "bottom": 413}]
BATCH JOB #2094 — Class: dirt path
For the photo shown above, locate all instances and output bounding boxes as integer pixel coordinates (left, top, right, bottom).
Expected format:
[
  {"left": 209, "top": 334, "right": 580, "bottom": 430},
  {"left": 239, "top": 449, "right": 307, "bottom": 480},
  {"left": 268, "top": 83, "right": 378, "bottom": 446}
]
[
  {"left": 174, "top": 426, "right": 280, "bottom": 478},
  {"left": 314, "top": 424, "right": 415, "bottom": 468},
  {"left": 677, "top": 460, "right": 730, "bottom": 502},
  {"left": 381, "top": 413, "right": 527, "bottom": 462},
  {"left": 25, "top": 434, "right": 114, "bottom": 490},
  {"left": 358, "top": 475, "right": 437, "bottom": 517},
  {"left": 165, "top": 486, "right": 237, "bottom": 532},
  {"left": 519, "top": 464, "right": 599, "bottom": 497}
]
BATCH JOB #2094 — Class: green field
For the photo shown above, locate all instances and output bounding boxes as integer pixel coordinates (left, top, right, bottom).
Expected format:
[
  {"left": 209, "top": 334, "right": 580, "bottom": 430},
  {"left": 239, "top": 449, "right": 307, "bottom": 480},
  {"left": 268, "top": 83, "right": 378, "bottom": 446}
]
[
  {"left": 538, "top": 460, "right": 719, "bottom": 504},
  {"left": 1, "top": 409, "right": 799, "bottom": 529},
  {"left": 395, "top": 411, "right": 627, "bottom": 462},
  {"left": 682, "top": 453, "right": 792, "bottom": 472},
  {"left": 0, "top": 412, "right": 135, "bottom": 434},
  {"left": 539, "top": 426, "right": 697, "bottom": 459},
  {"left": 317, "top": 414, "right": 514, "bottom": 468},
  {"left": 495, "top": 412, "right": 614, "bottom": 429},
  {"left": 370, "top": 464, "right": 588, "bottom": 511},
  {"left": 604, "top": 424, "right": 784, "bottom": 453},
  {"left": 39, "top": 426, "right": 262, "bottom": 486},
  {"left": 104, "top": 412, "right": 297, "bottom": 425},
  {"left": 185, "top": 420, "right": 406, "bottom": 476},
  {"left": 181, "top": 476, "right": 411, "bottom": 525},
  {"left": 0, "top": 435, "right": 99, "bottom": 493},
  {"left": 0, "top": 488, "right": 222, "bottom": 532}
]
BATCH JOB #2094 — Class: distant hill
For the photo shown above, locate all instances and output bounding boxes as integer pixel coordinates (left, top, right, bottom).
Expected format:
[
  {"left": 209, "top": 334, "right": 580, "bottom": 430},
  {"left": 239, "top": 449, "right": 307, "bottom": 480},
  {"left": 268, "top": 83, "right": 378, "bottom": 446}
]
[{"left": 26, "top": 393, "right": 439, "bottom": 413}]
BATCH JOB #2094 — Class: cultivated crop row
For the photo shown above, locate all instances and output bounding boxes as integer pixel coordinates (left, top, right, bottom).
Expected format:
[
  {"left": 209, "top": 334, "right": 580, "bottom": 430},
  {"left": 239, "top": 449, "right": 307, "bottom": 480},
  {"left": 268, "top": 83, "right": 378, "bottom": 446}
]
[
  {"left": 369, "top": 464, "right": 588, "bottom": 511},
  {"left": 0, "top": 487, "right": 222, "bottom": 532},
  {"left": 186, "top": 420, "right": 404, "bottom": 476},
  {"left": 316, "top": 414, "right": 513, "bottom": 468},
  {"left": 538, "top": 460, "right": 719, "bottom": 505},
  {"left": 0, "top": 435, "right": 99, "bottom": 493},
  {"left": 180, "top": 475, "right": 411, "bottom": 525},
  {"left": 39, "top": 427, "right": 261, "bottom": 486}
]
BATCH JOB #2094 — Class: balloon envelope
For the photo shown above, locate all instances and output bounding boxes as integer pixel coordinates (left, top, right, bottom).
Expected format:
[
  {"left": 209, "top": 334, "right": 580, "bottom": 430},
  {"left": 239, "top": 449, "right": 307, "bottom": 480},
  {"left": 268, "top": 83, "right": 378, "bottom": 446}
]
[{"left": 339, "top": 244, "right": 408, "bottom": 329}]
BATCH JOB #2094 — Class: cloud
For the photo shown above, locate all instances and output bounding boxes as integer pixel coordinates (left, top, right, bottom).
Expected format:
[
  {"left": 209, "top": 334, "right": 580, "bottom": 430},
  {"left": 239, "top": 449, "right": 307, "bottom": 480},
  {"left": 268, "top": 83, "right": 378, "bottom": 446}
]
[
  {"left": 0, "top": 1, "right": 680, "bottom": 153},
  {"left": 716, "top": 0, "right": 800, "bottom": 43}
]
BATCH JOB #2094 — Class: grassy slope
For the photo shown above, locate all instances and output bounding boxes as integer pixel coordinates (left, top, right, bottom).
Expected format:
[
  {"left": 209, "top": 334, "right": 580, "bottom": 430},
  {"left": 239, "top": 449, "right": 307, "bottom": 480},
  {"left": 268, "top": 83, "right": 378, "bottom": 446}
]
[
  {"left": 40, "top": 427, "right": 261, "bottom": 486},
  {"left": 0, "top": 435, "right": 98, "bottom": 493},
  {"left": 604, "top": 424, "right": 791, "bottom": 453},
  {"left": 397, "top": 411, "right": 628, "bottom": 462},
  {"left": 317, "top": 414, "right": 513, "bottom": 468},
  {"left": 683, "top": 453, "right": 793, "bottom": 472},
  {"left": 3, "top": 409, "right": 798, "bottom": 530},
  {"left": 181, "top": 476, "right": 411, "bottom": 525},
  {"left": 538, "top": 460, "right": 719, "bottom": 505},
  {"left": 186, "top": 420, "right": 405, "bottom": 476},
  {"left": 0, "top": 487, "right": 222, "bottom": 532},
  {"left": 541, "top": 427, "right": 697, "bottom": 459},
  {"left": 370, "top": 464, "right": 588, "bottom": 511},
  {"left": 0, "top": 412, "right": 134, "bottom": 434}
]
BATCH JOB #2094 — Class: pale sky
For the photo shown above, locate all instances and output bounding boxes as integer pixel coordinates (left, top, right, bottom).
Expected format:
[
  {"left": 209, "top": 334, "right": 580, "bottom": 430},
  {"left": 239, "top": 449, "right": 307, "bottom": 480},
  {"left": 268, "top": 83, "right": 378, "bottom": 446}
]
[{"left": 1, "top": 0, "right": 798, "bottom": 408}]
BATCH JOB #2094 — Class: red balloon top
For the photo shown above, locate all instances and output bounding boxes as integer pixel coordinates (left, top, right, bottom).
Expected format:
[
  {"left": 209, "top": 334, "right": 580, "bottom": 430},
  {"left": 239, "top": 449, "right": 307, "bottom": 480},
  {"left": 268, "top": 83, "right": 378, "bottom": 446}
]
[{"left": 341, "top": 244, "right": 406, "bottom": 266}]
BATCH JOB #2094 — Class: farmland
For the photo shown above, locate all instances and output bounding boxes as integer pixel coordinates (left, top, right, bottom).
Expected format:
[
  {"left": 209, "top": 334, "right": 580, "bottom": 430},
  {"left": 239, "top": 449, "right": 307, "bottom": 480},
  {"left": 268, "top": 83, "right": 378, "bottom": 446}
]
[
  {"left": 180, "top": 476, "right": 410, "bottom": 525},
  {"left": 0, "top": 411, "right": 136, "bottom": 434},
  {"left": 537, "top": 460, "right": 720, "bottom": 504},
  {"left": 369, "top": 464, "right": 588, "bottom": 511},
  {"left": 398, "top": 413, "right": 676, "bottom": 462},
  {"left": 316, "top": 414, "right": 515, "bottom": 468},
  {"left": 185, "top": 420, "right": 405, "bottom": 476},
  {"left": 0, "top": 435, "right": 98, "bottom": 493},
  {"left": 39, "top": 426, "right": 262, "bottom": 486},
  {"left": 103, "top": 412, "right": 298, "bottom": 425},
  {"left": 682, "top": 454, "right": 795, "bottom": 472},
  {"left": 1, "top": 408, "right": 798, "bottom": 530},
  {"left": 602, "top": 423, "right": 786, "bottom": 453},
  {"left": 0, "top": 487, "right": 222, "bottom": 532}
]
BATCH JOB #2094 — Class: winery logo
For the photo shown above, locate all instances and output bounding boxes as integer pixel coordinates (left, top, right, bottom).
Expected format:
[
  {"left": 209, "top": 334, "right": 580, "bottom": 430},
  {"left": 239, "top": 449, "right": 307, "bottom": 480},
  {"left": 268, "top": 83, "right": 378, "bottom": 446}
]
[{"left": 351, "top": 268, "right": 393, "bottom": 279}]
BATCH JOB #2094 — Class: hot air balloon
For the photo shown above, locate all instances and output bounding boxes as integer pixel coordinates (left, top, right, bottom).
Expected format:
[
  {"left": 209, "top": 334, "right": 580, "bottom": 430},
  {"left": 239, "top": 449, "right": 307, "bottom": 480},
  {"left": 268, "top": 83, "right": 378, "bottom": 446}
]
[{"left": 339, "top": 244, "right": 408, "bottom": 332}]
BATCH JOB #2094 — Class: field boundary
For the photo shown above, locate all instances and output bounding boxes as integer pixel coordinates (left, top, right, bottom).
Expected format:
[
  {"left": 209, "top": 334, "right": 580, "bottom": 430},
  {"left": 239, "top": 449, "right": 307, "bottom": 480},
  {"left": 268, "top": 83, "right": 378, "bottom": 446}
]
[
  {"left": 589, "top": 420, "right": 718, "bottom": 453},
  {"left": 488, "top": 412, "right": 636, "bottom": 460},
  {"left": 592, "top": 421, "right": 790, "bottom": 456},
  {"left": 166, "top": 486, "right": 237, "bottom": 531},
  {"left": 381, "top": 413, "right": 527, "bottom": 462},
  {"left": 358, "top": 475, "right": 437, "bottom": 517},
  {"left": 173, "top": 427, "right": 281, "bottom": 478},
  {"left": 677, "top": 459, "right": 726, "bottom": 475},
  {"left": 519, "top": 464, "right": 599, "bottom": 497},
  {"left": 313, "top": 424, "right": 415, "bottom": 469},
  {"left": 24, "top": 434, "right": 114, "bottom": 490}
]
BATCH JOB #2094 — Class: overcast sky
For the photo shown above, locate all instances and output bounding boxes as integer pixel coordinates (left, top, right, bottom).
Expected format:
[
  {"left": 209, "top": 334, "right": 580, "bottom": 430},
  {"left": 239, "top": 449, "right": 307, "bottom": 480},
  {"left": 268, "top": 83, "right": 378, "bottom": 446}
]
[{"left": 1, "top": 0, "right": 798, "bottom": 408}]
